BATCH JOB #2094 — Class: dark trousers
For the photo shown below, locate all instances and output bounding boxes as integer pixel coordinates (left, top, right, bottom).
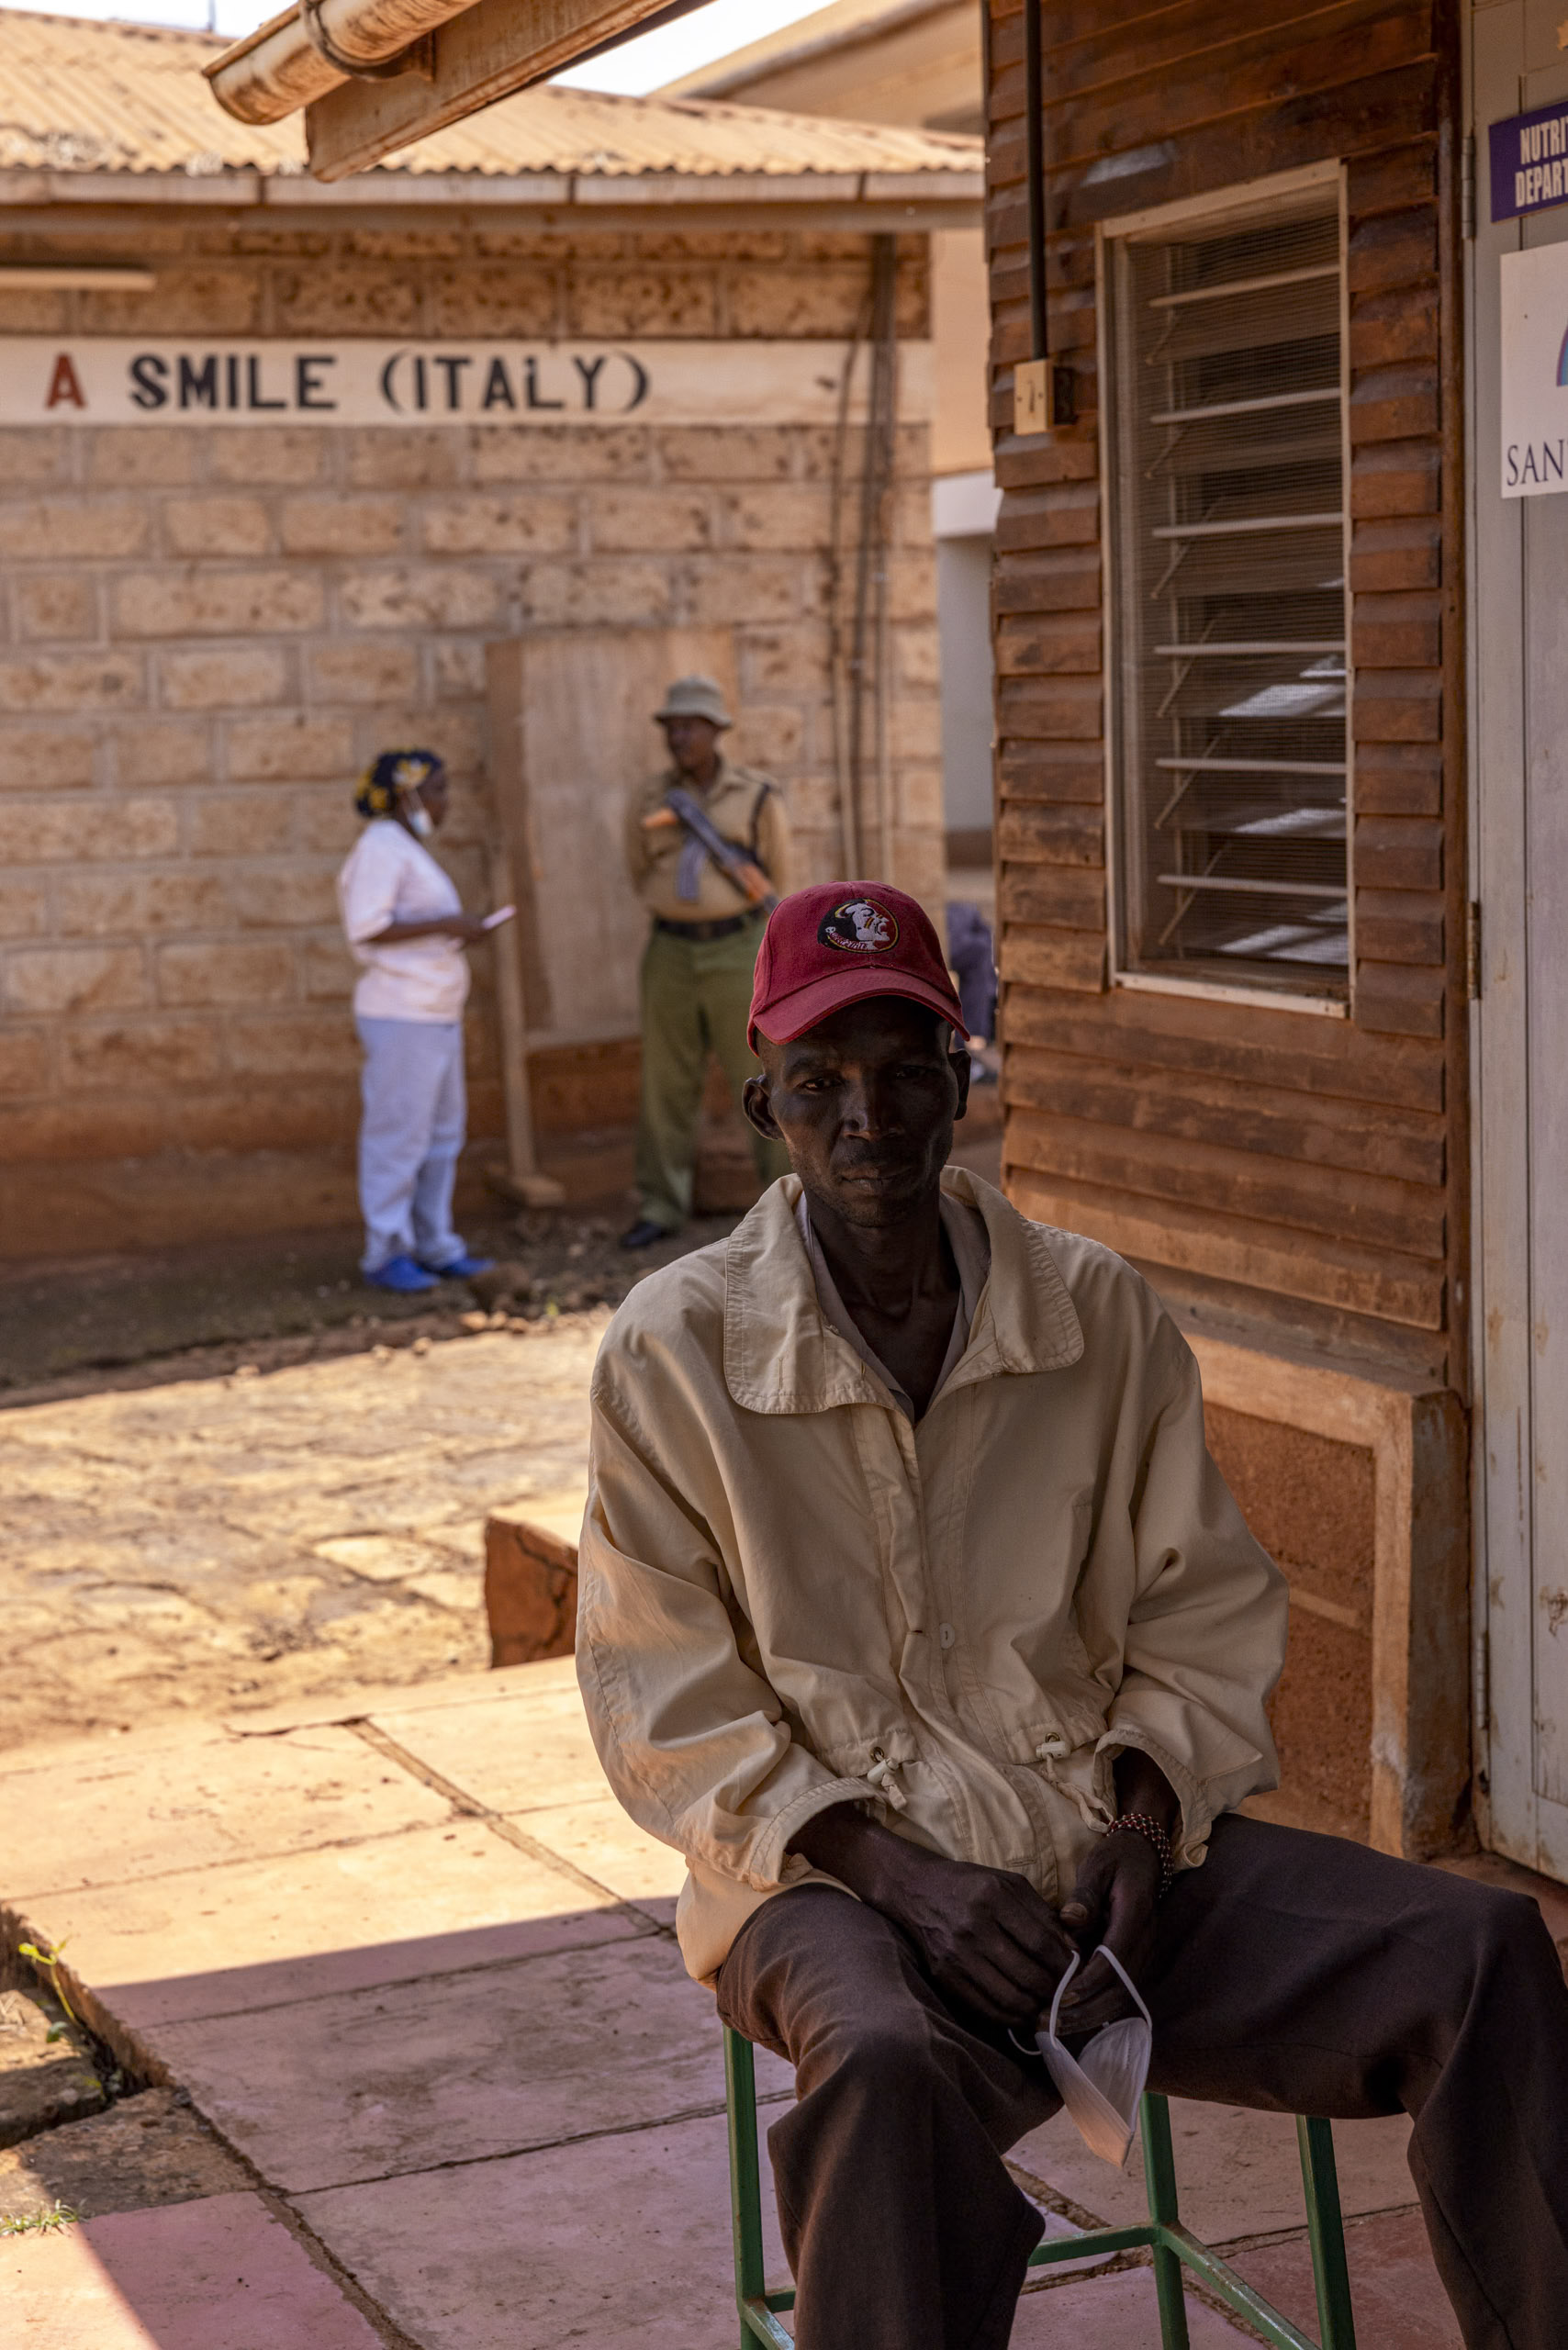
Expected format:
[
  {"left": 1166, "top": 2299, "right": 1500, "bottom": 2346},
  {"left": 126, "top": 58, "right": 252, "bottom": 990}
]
[{"left": 716, "top": 1815, "right": 1568, "bottom": 2350}]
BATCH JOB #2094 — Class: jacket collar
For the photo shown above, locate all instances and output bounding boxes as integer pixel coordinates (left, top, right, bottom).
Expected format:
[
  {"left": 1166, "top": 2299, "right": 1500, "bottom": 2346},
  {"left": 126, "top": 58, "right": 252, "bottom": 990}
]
[{"left": 722, "top": 1165, "right": 1084, "bottom": 1416}]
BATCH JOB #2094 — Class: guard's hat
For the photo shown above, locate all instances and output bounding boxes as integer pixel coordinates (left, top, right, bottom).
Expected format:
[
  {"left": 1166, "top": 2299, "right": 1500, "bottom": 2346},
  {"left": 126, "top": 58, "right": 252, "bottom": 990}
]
[
  {"left": 655, "top": 675, "right": 732, "bottom": 729},
  {"left": 749, "top": 881, "right": 965, "bottom": 1048}
]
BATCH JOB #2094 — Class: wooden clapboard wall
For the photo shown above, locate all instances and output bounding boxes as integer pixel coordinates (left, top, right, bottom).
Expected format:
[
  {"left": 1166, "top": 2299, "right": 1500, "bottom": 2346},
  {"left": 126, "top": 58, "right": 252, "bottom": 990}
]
[{"left": 986, "top": 0, "right": 1465, "bottom": 1388}]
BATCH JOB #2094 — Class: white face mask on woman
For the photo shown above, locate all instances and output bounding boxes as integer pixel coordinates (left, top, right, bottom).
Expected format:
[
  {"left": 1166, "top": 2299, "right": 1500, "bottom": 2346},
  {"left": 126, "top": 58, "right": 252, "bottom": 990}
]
[
  {"left": 1035, "top": 1946, "right": 1153, "bottom": 2167},
  {"left": 404, "top": 789, "right": 434, "bottom": 840}
]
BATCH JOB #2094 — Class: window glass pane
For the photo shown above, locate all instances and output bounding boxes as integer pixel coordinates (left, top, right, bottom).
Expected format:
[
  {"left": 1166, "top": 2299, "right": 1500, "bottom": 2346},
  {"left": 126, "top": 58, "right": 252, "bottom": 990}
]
[{"left": 1108, "top": 196, "right": 1349, "bottom": 992}]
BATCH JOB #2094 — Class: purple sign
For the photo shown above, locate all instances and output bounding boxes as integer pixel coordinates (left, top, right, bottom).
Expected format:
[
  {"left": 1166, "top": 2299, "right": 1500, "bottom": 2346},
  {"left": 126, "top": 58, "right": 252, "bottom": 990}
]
[{"left": 1491, "top": 100, "right": 1568, "bottom": 223}]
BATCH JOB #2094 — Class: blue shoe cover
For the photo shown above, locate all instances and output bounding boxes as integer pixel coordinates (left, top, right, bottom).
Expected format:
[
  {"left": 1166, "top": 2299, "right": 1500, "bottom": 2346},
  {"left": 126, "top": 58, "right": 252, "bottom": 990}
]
[{"left": 365, "top": 1253, "right": 439, "bottom": 1293}]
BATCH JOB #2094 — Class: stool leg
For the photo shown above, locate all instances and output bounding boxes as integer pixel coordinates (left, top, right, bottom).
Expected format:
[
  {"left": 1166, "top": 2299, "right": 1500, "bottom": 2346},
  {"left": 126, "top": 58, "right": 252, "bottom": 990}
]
[
  {"left": 1139, "top": 2094, "right": 1192, "bottom": 2350},
  {"left": 1296, "top": 2116, "right": 1357, "bottom": 2350},
  {"left": 724, "top": 2028, "right": 766, "bottom": 2349}
]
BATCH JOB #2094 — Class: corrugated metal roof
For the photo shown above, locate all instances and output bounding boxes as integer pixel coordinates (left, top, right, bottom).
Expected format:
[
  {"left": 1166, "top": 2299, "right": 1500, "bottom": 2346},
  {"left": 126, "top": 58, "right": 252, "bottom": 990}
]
[
  {"left": 659, "top": 0, "right": 950, "bottom": 101},
  {"left": 0, "top": 7, "right": 982, "bottom": 181}
]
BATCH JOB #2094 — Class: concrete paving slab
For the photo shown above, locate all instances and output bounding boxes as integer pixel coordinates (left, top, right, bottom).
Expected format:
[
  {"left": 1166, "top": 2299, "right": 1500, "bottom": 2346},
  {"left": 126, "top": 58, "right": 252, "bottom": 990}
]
[
  {"left": 0, "top": 2189, "right": 382, "bottom": 2350},
  {"left": 1229, "top": 2205, "right": 1462, "bottom": 2348},
  {"left": 0, "top": 1716, "right": 238, "bottom": 1778},
  {"left": 372, "top": 1684, "right": 612, "bottom": 1812},
  {"left": 1009, "top": 2098, "right": 1415, "bottom": 2244},
  {"left": 297, "top": 2104, "right": 1130, "bottom": 2350},
  {"left": 218, "top": 1653, "right": 578, "bottom": 1736},
  {"left": 520, "top": 1796, "right": 689, "bottom": 1922},
  {"left": 28, "top": 1818, "right": 638, "bottom": 2031},
  {"left": 2, "top": 1723, "right": 453, "bottom": 1898},
  {"left": 1010, "top": 2266, "right": 1255, "bottom": 2344},
  {"left": 153, "top": 1932, "right": 784, "bottom": 2194},
  {"left": 298, "top": 2106, "right": 767, "bottom": 2350}
]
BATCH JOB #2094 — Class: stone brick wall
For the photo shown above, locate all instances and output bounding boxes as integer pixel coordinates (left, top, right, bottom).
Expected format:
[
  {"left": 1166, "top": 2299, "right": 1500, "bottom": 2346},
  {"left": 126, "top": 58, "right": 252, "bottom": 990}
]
[
  {"left": 0, "top": 218, "right": 941, "bottom": 1255},
  {"left": 1205, "top": 1403, "right": 1375, "bottom": 1841}
]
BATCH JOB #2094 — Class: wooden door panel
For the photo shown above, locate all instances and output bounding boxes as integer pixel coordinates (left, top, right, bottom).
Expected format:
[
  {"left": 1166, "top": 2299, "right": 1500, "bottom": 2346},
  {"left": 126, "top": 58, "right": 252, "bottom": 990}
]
[
  {"left": 487, "top": 625, "right": 736, "bottom": 1050},
  {"left": 1523, "top": 416, "right": 1568, "bottom": 1806},
  {"left": 1473, "top": 2, "right": 1568, "bottom": 1873}
]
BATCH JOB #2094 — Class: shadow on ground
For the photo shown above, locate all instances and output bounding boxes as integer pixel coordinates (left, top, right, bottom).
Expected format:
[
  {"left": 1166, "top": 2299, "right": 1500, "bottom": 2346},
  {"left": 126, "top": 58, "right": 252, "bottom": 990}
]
[
  {"left": 0, "top": 1211, "right": 743, "bottom": 1408},
  {"left": 0, "top": 1662, "right": 1462, "bottom": 2350}
]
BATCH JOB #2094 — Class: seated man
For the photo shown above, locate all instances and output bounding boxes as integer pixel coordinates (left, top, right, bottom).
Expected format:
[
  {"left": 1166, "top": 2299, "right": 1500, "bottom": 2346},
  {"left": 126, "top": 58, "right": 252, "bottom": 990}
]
[{"left": 577, "top": 880, "right": 1568, "bottom": 2350}]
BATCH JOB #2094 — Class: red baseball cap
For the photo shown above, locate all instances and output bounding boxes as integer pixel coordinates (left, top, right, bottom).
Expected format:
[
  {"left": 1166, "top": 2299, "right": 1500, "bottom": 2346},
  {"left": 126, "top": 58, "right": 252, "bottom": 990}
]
[{"left": 749, "top": 881, "right": 965, "bottom": 1048}]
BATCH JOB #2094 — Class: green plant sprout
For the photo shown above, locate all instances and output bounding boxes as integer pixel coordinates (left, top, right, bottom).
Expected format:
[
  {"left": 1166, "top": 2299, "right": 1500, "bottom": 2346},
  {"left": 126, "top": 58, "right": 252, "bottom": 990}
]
[
  {"left": 16, "top": 1939, "right": 79, "bottom": 2029},
  {"left": 0, "top": 2203, "right": 79, "bottom": 2236}
]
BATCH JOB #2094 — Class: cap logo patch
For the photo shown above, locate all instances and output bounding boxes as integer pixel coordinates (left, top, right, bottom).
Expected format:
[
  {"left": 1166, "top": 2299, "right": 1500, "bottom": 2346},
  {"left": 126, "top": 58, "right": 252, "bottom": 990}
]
[{"left": 818, "top": 897, "right": 899, "bottom": 955}]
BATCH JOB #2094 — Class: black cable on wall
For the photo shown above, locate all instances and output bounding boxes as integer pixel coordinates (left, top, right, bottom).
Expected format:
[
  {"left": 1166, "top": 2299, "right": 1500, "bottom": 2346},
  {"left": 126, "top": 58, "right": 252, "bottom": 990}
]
[
  {"left": 1025, "top": 0, "right": 1047, "bottom": 364},
  {"left": 1014, "top": 3, "right": 1074, "bottom": 431}
]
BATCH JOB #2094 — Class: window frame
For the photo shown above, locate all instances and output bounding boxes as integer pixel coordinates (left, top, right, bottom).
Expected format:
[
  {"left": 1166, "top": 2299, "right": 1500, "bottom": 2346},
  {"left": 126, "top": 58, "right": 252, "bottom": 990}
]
[{"left": 1095, "top": 160, "right": 1355, "bottom": 1020}]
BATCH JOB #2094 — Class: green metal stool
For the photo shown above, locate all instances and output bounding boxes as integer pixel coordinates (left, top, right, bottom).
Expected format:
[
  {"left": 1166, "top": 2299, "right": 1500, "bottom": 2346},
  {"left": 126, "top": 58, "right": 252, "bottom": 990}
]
[{"left": 723, "top": 2025, "right": 1358, "bottom": 2349}]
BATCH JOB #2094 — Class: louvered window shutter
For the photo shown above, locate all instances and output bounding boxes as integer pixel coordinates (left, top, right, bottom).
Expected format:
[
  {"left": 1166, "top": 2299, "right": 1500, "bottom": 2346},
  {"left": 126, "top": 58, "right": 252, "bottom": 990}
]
[{"left": 1105, "top": 194, "right": 1350, "bottom": 995}]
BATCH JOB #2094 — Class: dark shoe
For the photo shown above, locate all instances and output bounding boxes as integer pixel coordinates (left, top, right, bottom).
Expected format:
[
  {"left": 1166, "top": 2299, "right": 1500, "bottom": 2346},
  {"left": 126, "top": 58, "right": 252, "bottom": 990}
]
[
  {"left": 365, "top": 1253, "right": 439, "bottom": 1294},
  {"left": 619, "top": 1219, "right": 672, "bottom": 1251},
  {"left": 419, "top": 1252, "right": 494, "bottom": 1279}
]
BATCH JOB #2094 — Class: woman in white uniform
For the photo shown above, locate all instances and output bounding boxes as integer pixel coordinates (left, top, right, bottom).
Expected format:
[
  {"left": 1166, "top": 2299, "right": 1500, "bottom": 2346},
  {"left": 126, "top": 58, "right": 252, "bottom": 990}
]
[{"left": 336, "top": 749, "right": 494, "bottom": 1295}]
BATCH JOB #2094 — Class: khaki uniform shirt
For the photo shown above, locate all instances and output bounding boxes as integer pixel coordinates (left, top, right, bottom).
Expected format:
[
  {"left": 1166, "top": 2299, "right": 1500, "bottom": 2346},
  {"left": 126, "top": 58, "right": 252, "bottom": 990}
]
[
  {"left": 624, "top": 757, "right": 790, "bottom": 923},
  {"left": 577, "top": 1168, "right": 1289, "bottom": 1987}
]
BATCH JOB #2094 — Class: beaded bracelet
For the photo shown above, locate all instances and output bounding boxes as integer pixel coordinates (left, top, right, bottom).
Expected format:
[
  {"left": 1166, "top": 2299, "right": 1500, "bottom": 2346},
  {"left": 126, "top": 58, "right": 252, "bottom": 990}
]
[{"left": 1105, "top": 1811, "right": 1175, "bottom": 1897}]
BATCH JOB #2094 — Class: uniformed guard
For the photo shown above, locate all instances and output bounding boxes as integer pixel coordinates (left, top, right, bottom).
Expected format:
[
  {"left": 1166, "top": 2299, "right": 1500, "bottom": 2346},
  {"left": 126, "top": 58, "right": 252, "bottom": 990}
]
[{"left": 620, "top": 676, "right": 791, "bottom": 1250}]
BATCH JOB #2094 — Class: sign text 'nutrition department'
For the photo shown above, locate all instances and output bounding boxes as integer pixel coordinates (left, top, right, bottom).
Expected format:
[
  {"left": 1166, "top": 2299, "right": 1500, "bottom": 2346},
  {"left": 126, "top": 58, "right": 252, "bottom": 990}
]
[{"left": 1491, "top": 99, "right": 1568, "bottom": 223}]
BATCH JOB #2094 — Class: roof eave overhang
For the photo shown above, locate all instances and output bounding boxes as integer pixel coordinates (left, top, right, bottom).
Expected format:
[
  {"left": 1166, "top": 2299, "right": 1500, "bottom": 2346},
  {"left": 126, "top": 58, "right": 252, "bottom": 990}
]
[{"left": 0, "top": 166, "right": 983, "bottom": 229}]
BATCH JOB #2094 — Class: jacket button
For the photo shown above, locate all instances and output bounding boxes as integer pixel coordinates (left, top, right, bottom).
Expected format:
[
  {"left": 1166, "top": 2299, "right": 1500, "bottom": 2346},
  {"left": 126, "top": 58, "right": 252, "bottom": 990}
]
[{"left": 938, "top": 1623, "right": 956, "bottom": 1650}]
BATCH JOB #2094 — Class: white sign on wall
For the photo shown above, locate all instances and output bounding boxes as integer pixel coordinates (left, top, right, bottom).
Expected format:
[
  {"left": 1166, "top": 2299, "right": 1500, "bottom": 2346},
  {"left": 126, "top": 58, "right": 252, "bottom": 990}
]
[
  {"left": 0, "top": 339, "right": 930, "bottom": 428},
  {"left": 1500, "top": 245, "right": 1568, "bottom": 496}
]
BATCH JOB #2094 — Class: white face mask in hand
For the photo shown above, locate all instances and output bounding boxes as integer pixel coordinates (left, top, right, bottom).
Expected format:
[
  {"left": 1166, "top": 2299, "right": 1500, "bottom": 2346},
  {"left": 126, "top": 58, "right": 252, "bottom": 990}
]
[{"left": 1036, "top": 1947, "right": 1152, "bottom": 2167}]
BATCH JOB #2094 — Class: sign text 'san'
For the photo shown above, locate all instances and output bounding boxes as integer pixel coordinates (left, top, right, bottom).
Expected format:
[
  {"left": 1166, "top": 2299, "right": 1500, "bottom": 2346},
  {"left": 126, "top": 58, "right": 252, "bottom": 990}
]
[{"left": 1499, "top": 244, "right": 1568, "bottom": 498}]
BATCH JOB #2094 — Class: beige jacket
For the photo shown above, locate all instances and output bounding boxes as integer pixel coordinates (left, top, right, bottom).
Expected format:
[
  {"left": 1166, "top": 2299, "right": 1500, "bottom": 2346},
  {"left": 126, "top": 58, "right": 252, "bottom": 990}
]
[
  {"left": 577, "top": 1169, "right": 1288, "bottom": 1986},
  {"left": 624, "top": 757, "right": 789, "bottom": 923}
]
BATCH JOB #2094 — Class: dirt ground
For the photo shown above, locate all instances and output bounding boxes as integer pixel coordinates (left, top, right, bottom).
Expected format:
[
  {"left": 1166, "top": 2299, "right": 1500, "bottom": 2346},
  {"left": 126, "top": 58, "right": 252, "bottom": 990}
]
[
  {"left": 0, "top": 1200, "right": 754, "bottom": 1755},
  {"left": 0, "top": 1089, "right": 1001, "bottom": 1405},
  {"left": 0, "top": 1206, "right": 735, "bottom": 1405},
  {"left": 0, "top": 1127, "right": 1000, "bottom": 1758},
  {"left": 0, "top": 1315, "right": 608, "bottom": 1751}
]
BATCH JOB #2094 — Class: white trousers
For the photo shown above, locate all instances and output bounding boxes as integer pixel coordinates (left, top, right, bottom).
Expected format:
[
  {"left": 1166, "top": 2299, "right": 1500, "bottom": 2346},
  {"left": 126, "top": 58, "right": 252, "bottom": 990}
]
[{"left": 355, "top": 1015, "right": 468, "bottom": 1273}]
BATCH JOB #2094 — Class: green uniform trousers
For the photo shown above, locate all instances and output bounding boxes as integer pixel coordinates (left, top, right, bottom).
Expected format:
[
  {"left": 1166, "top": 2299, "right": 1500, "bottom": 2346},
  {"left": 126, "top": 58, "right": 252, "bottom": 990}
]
[{"left": 635, "top": 916, "right": 790, "bottom": 1233}]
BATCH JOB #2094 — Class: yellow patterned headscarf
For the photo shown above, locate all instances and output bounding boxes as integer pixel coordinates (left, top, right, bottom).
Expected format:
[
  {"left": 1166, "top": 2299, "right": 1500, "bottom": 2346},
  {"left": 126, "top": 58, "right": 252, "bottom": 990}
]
[{"left": 354, "top": 748, "right": 444, "bottom": 822}]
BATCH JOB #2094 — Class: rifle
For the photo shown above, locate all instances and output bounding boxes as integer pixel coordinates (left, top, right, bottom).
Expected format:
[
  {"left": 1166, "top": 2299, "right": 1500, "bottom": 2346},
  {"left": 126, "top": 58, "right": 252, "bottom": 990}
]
[{"left": 644, "top": 785, "right": 778, "bottom": 913}]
